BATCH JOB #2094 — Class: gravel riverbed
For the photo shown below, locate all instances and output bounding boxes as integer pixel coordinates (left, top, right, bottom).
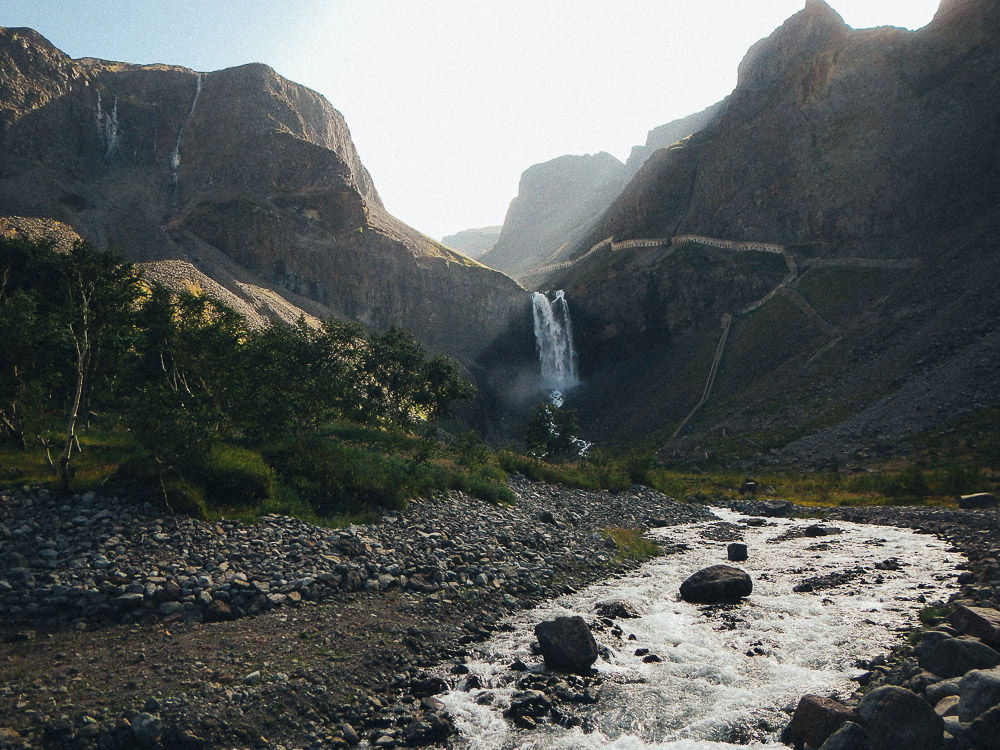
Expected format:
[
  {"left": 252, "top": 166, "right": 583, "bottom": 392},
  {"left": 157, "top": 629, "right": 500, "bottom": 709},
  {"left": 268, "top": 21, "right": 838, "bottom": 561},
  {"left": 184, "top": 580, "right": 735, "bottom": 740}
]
[
  {"left": 2, "top": 483, "right": 998, "bottom": 749},
  {"left": 0, "top": 478, "right": 713, "bottom": 749}
]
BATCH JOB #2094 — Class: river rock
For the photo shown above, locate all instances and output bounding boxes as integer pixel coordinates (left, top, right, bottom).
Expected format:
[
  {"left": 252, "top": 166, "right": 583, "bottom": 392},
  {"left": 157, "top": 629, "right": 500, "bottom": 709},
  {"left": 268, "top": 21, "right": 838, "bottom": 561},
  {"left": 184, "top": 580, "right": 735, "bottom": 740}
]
[
  {"left": 819, "top": 720, "right": 869, "bottom": 750},
  {"left": 534, "top": 616, "right": 599, "bottom": 674},
  {"left": 759, "top": 500, "right": 793, "bottom": 517},
  {"left": 727, "top": 542, "right": 748, "bottom": 562},
  {"left": 401, "top": 712, "right": 455, "bottom": 746},
  {"left": 917, "top": 636, "right": 1000, "bottom": 678},
  {"left": 958, "top": 493, "right": 998, "bottom": 509},
  {"left": 969, "top": 705, "right": 1000, "bottom": 750},
  {"left": 789, "top": 694, "right": 857, "bottom": 748},
  {"left": 950, "top": 604, "right": 1000, "bottom": 650},
  {"left": 863, "top": 688, "right": 943, "bottom": 750},
  {"left": 594, "top": 600, "right": 640, "bottom": 619},
  {"left": 679, "top": 565, "right": 752, "bottom": 604},
  {"left": 958, "top": 667, "right": 1000, "bottom": 722}
]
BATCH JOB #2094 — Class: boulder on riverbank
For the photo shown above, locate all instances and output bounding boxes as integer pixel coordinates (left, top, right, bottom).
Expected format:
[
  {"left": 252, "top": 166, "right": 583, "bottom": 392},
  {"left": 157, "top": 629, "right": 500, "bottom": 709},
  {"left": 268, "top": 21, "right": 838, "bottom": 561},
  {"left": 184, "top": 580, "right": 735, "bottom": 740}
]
[
  {"left": 534, "top": 616, "right": 599, "bottom": 674},
  {"left": 679, "top": 565, "right": 752, "bottom": 604}
]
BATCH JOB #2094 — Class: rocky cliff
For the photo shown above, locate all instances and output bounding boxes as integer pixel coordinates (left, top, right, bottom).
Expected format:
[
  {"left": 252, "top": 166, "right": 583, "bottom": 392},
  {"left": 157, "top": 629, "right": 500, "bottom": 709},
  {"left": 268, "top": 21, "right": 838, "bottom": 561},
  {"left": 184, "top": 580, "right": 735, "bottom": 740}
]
[
  {"left": 550, "top": 0, "right": 1000, "bottom": 462},
  {"left": 623, "top": 100, "right": 725, "bottom": 176},
  {"left": 441, "top": 226, "right": 501, "bottom": 259},
  {"left": 479, "top": 152, "right": 626, "bottom": 282},
  {"left": 579, "top": 0, "right": 1000, "bottom": 253},
  {"left": 0, "top": 27, "right": 527, "bottom": 363}
]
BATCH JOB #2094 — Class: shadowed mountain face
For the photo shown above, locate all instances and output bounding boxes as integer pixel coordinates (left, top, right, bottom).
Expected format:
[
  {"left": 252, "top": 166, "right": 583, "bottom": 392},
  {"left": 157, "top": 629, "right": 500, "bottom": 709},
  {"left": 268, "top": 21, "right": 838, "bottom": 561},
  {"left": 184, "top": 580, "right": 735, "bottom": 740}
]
[
  {"left": 548, "top": 0, "right": 1000, "bottom": 463},
  {"left": 479, "top": 152, "right": 627, "bottom": 282},
  {"left": 0, "top": 27, "right": 527, "bottom": 363}
]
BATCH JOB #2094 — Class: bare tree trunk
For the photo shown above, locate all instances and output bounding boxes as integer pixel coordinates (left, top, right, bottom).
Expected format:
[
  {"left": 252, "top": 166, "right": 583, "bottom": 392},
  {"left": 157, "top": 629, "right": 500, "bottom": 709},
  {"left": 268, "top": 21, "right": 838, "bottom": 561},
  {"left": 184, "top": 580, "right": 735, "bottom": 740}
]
[{"left": 59, "top": 327, "right": 89, "bottom": 494}]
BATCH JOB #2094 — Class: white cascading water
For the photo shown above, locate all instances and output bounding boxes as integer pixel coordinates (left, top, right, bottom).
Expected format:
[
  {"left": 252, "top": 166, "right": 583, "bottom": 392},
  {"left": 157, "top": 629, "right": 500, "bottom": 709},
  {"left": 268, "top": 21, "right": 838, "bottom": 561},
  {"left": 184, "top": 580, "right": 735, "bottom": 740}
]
[
  {"left": 532, "top": 290, "right": 580, "bottom": 407},
  {"left": 170, "top": 72, "right": 203, "bottom": 189},
  {"left": 439, "top": 509, "right": 962, "bottom": 749},
  {"left": 94, "top": 91, "right": 120, "bottom": 158}
]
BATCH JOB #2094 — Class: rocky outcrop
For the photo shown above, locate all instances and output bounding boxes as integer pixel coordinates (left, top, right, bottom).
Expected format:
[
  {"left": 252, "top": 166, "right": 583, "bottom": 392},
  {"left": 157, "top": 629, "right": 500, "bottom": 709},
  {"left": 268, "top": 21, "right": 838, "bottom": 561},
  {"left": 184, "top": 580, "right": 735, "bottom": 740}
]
[
  {"left": 579, "top": 0, "right": 1000, "bottom": 253},
  {"left": 441, "top": 226, "right": 501, "bottom": 259},
  {"left": 623, "top": 100, "right": 725, "bottom": 175},
  {"left": 0, "top": 26, "right": 526, "bottom": 363},
  {"left": 481, "top": 152, "right": 626, "bottom": 281}
]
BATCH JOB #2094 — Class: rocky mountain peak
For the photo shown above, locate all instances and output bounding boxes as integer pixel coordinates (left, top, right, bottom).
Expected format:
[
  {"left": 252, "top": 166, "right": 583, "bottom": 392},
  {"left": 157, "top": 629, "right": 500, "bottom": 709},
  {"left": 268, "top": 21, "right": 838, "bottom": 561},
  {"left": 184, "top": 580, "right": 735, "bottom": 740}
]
[{"left": 736, "top": 0, "right": 847, "bottom": 92}]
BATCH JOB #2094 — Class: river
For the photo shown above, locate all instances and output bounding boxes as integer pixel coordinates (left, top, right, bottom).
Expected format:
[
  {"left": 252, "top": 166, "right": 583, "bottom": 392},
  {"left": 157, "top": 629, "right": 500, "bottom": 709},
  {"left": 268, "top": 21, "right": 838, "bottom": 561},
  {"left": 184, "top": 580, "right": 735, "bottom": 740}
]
[{"left": 438, "top": 509, "right": 962, "bottom": 749}]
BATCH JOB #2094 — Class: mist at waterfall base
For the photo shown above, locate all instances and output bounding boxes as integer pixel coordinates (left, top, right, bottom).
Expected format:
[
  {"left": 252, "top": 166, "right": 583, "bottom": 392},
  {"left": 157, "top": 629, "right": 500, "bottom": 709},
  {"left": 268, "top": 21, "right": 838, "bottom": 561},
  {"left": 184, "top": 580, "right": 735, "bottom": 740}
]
[
  {"left": 531, "top": 290, "right": 580, "bottom": 408},
  {"left": 439, "top": 510, "right": 961, "bottom": 749}
]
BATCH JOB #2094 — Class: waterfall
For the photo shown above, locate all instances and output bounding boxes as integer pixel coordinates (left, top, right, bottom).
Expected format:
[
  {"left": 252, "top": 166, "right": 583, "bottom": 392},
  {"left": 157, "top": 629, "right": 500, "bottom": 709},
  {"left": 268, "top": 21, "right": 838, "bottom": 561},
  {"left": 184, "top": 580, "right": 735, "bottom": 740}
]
[
  {"left": 532, "top": 290, "right": 579, "bottom": 406},
  {"left": 94, "top": 91, "right": 120, "bottom": 158},
  {"left": 170, "top": 73, "right": 203, "bottom": 189}
]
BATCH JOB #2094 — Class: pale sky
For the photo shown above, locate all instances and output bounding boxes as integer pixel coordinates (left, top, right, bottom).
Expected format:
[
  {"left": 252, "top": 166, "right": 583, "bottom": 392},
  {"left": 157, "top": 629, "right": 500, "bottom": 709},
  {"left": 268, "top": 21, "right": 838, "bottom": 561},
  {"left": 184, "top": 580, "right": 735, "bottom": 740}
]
[{"left": 2, "top": 1, "right": 940, "bottom": 240}]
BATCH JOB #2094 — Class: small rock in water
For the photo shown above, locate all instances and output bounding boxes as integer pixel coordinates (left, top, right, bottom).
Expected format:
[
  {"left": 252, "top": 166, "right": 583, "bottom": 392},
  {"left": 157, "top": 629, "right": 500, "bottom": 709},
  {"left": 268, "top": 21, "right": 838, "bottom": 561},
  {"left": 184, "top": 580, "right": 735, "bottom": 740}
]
[{"left": 727, "top": 542, "right": 749, "bottom": 562}]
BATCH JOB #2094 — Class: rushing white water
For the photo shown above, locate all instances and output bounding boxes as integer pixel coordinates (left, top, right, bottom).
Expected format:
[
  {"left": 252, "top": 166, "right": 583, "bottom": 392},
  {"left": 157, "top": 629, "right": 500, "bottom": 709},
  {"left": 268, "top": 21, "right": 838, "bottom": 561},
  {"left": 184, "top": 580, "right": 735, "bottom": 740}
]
[
  {"left": 439, "top": 510, "right": 962, "bottom": 749},
  {"left": 531, "top": 290, "right": 579, "bottom": 405},
  {"left": 170, "top": 72, "right": 203, "bottom": 188}
]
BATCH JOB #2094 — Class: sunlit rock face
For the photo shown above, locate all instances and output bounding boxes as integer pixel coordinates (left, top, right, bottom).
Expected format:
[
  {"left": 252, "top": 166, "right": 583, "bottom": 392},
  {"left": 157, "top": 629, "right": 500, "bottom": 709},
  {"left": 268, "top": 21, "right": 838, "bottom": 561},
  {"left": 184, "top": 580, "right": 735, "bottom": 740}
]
[
  {"left": 0, "top": 26, "right": 526, "bottom": 363},
  {"left": 481, "top": 152, "right": 627, "bottom": 281}
]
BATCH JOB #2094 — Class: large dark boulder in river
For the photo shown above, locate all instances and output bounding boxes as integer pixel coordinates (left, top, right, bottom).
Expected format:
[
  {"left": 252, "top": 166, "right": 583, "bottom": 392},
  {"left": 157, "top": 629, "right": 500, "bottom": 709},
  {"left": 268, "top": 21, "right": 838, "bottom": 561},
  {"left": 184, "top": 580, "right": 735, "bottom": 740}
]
[
  {"left": 679, "top": 565, "right": 752, "bottom": 604},
  {"left": 534, "top": 615, "right": 599, "bottom": 674}
]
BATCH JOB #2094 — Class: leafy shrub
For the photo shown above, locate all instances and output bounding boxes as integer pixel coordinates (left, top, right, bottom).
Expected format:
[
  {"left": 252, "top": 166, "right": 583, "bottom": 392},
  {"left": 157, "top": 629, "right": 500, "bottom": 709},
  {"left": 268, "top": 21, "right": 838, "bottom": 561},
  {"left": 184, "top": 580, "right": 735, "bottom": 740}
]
[{"left": 192, "top": 443, "right": 274, "bottom": 507}]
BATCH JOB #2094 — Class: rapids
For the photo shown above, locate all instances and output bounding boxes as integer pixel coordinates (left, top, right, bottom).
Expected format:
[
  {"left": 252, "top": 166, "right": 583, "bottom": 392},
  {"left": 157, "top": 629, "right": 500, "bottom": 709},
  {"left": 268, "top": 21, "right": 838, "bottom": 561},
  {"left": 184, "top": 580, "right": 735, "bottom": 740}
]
[{"left": 438, "top": 509, "right": 961, "bottom": 749}]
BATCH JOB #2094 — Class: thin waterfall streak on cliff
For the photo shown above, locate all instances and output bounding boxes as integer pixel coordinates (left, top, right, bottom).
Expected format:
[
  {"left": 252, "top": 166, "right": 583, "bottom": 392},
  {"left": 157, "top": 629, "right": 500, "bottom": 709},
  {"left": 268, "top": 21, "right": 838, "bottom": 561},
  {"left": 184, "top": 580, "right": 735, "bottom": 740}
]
[
  {"left": 532, "top": 290, "right": 579, "bottom": 403},
  {"left": 170, "top": 73, "right": 203, "bottom": 189},
  {"left": 94, "top": 91, "right": 120, "bottom": 158}
]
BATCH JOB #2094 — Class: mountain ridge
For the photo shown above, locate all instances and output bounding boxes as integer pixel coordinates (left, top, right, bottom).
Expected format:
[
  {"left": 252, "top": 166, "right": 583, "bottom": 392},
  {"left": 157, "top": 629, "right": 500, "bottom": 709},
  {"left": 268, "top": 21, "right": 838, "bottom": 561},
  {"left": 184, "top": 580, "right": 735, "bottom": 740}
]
[{"left": 0, "top": 26, "right": 527, "bottom": 364}]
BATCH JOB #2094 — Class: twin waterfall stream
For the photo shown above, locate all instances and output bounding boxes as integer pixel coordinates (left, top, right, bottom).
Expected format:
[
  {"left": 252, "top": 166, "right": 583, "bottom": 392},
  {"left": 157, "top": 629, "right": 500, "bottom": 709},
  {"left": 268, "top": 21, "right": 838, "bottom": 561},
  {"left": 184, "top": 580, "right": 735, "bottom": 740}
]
[{"left": 531, "top": 291, "right": 579, "bottom": 407}]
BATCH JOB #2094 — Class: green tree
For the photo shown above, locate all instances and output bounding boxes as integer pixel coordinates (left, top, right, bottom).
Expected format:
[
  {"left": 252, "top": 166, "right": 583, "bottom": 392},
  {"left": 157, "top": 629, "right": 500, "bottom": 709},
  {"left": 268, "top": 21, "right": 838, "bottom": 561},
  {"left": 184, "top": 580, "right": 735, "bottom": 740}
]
[
  {"left": 525, "top": 402, "right": 581, "bottom": 460},
  {"left": 55, "top": 242, "right": 143, "bottom": 490}
]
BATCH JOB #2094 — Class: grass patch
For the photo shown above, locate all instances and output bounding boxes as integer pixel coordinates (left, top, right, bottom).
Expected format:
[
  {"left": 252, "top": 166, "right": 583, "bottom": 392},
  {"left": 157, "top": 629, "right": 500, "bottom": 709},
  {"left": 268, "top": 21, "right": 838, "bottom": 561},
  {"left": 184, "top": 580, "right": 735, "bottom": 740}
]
[{"left": 603, "top": 527, "right": 661, "bottom": 562}]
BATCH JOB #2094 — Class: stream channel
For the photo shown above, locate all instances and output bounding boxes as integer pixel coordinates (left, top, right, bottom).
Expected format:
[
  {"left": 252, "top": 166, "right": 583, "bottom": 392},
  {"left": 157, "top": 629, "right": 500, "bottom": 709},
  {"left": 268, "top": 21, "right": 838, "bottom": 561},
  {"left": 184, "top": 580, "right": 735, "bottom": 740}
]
[{"left": 437, "top": 509, "right": 962, "bottom": 749}]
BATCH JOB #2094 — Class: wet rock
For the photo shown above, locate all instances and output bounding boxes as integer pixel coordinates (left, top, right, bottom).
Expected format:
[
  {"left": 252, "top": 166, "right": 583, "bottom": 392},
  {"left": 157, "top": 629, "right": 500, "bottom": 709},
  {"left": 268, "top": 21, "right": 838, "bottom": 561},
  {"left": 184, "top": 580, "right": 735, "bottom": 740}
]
[
  {"left": 805, "top": 524, "right": 841, "bottom": 537},
  {"left": 759, "top": 500, "right": 793, "bottom": 517},
  {"left": 917, "top": 636, "right": 1000, "bottom": 678},
  {"left": 958, "top": 667, "right": 1000, "bottom": 722},
  {"left": 410, "top": 677, "right": 449, "bottom": 698},
  {"left": 679, "top": 565, "right": 752, "bottom": 604},
  {"left": 401, "top": 712, "right": 455, "bottom": 746},
  {"left": 865, "top": 688, "right": 943, "bottom": 750},
  {"left": 534, "top": 616, "right": 599, "bottom": 674},
  {"left": 819, "top": 720, "right": 869, "bottom": 750},
  {"left": 949, "top": 604, "right": 1000, "bottom": 650},
  {"left": 969, "top": 705, "right": 1000, "bottom": 750},
  {"left": 727, "top": 542, "right": 748, "bottom": 562},
  {"left": 789, "top": 694, "right": 857, "bottom": 748},
  {"left": 594, "top": 600, "right": 640, "bottom": 619},
  {"left": 505, "top": 690, "right": 552, "bottom": 719}
]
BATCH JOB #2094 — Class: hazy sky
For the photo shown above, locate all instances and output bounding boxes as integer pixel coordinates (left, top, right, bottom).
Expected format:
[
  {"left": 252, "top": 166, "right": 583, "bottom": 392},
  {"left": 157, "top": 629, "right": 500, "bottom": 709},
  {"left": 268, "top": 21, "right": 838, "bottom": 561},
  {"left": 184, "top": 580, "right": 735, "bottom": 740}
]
[{"left": 2, "top": 1, "right": 940, "bottom": 240}]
